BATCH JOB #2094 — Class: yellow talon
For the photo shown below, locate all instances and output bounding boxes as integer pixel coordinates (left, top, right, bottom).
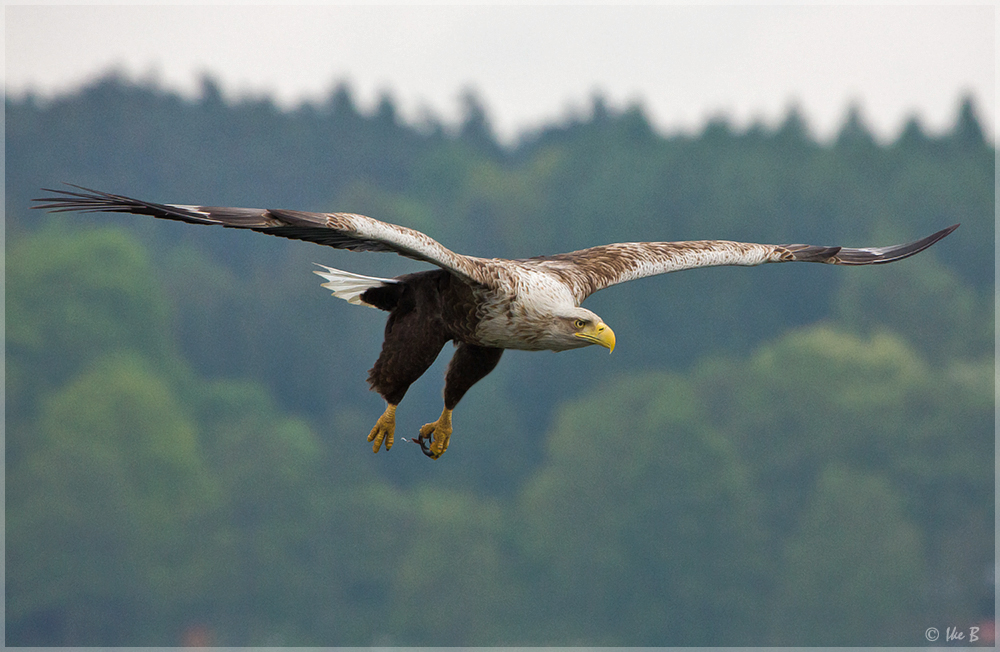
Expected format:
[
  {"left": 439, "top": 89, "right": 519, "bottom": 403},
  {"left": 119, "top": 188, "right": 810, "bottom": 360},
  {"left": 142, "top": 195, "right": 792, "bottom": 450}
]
[
  {"left": 368, "top": 404, "right": 397, "bottom": 453},
  {"left": 417, "top": 408, "right": 453, "bottom": 459}
]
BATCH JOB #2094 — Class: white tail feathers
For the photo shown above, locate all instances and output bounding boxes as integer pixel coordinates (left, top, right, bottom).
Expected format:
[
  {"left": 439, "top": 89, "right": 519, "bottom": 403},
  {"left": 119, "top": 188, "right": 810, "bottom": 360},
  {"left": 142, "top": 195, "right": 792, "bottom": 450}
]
[{"left": 313, "top": 264, "right": 397, "bottom": 307}]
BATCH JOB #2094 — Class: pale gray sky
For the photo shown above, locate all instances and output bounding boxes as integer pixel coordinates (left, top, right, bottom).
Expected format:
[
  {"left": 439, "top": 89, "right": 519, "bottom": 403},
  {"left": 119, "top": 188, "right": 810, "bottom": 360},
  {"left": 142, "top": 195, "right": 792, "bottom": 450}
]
[{"left": 4, "top": 4, "right": 996, "bottom": 143}]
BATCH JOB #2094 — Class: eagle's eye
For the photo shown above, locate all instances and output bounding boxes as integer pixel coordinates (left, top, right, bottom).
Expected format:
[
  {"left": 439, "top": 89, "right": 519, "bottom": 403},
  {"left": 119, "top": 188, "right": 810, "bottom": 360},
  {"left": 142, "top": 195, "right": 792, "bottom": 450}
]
[{"left": 573, "top": 318, "right": 588, "bottom": 329}]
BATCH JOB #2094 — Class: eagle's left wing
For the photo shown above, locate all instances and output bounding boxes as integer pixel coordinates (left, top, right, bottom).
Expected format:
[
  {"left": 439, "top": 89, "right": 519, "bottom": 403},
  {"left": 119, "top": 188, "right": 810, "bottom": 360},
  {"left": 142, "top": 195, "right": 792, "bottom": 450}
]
[
  {"left": 33, "top": 185, "right": 502, "bottom": 289},
  {"left": 529, "top": 225, "right": 959, "bottom": 302}
]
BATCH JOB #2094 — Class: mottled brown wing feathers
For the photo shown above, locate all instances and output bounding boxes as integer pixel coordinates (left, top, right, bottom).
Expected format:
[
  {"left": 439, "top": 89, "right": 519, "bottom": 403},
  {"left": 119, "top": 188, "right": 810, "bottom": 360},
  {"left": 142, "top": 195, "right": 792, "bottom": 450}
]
[
  {"left": 531, "top": 225, "right": 959, "bottom": 302},
  {"left": 530, "top": 240, "right": 779, "bottom": 300},
  {"left": 33, "top": 185, "right": 499, "bottom": 288}
]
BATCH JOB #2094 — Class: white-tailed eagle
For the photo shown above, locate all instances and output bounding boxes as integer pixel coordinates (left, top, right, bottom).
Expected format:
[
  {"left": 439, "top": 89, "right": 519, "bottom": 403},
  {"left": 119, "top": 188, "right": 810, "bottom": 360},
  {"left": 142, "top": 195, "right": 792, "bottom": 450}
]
[{"left": 35, "top": 185, "right": 958, "bottom": 459}]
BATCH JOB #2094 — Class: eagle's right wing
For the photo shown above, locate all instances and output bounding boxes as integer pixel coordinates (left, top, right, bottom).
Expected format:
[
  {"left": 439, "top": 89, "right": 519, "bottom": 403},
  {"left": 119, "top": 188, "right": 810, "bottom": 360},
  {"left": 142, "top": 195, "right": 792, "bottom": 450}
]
[
  {"left": 528, "top": 225, "right": 959, "bottom": 302},
  {"left": 34, "top": 184, "right": 502, "bottom": 289}
]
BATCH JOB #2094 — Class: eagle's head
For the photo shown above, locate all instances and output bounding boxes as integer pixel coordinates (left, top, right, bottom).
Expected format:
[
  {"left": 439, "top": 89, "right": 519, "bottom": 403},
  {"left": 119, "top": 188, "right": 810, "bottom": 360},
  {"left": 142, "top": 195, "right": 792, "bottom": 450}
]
[{"left": 553, "top": 307, "right": 616, "bottom": 353}]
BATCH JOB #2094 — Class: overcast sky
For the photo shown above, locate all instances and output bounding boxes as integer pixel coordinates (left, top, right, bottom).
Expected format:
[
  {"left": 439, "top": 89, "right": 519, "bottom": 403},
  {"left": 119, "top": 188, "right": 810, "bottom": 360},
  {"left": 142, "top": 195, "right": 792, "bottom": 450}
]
[{"left": 5, "top": 4, "right": 995, "bottom": 144}]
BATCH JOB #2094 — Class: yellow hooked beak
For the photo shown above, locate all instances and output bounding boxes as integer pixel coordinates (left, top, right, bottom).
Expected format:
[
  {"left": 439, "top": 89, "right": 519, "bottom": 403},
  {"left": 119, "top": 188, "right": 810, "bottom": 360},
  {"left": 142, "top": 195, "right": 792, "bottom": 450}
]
[{"left": 575, "top": 321, "right": 616, "bottom": 353}]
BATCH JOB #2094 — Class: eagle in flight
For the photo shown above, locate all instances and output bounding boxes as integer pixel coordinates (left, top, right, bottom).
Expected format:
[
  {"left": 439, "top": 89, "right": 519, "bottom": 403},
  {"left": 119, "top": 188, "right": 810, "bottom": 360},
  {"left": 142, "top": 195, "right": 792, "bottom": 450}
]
[{"left": 35, "top": 185, "right": 957, "bottom": 459}]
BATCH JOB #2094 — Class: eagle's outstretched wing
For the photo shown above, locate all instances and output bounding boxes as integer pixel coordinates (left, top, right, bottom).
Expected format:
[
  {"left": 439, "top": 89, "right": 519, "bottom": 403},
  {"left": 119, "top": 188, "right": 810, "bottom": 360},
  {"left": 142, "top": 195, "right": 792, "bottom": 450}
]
[
  {"left": 33, "top": 185, "right": 501, "bottom": 289},
  {"left": 529, "top": 226, "right": 959, "bottom": 302}
]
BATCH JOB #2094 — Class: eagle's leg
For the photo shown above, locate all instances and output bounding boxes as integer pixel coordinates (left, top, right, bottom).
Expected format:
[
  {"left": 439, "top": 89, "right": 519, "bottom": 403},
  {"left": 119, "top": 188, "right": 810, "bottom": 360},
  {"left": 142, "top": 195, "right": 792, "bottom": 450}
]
[
  {"left": 368, "top": 403, "right": 397, "bottom": 453},
  {"left": 416, "top": 343, "right": 504, "bottom": 459},
  {"left": 366, "top": 293, "right": 449, "bottom": 453}
]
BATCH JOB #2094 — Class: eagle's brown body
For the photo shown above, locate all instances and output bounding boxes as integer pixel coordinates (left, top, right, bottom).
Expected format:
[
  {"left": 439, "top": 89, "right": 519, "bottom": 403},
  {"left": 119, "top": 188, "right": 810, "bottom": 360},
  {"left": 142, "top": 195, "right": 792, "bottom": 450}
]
[
  {"left": 362, "top": 269, "right": 503, "bottom": 410},
  {"left": 34, "top": 185, "right": 958, "bottom": 459}
]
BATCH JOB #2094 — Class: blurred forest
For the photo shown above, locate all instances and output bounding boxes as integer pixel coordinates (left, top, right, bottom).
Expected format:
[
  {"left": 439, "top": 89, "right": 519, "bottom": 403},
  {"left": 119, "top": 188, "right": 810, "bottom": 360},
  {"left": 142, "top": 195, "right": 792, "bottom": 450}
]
[{"left": 5, "top": 73, "right": 995, "bottom": 646}]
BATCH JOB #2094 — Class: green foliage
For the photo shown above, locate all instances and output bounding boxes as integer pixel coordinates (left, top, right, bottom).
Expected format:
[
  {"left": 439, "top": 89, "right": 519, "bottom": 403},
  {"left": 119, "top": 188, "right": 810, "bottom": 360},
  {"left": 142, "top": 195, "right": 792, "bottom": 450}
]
[
  {"left": 695, "top": 327, "right": 993, "bottom": 533},
  {"left": 772, "top": 465, "right": 926, "bottom": 645},
  {"left": 693, "top": 326, "right": 993, "bottom": 642},
  {"left": 7, "top": 353, "right": 213, "bottom": 644},
  {"left": 5, "top": 79, "right": 993, "bottom": 645},
  {"left": 6, "top": 224, "right": 178, "bottom": 424},
  {"left": 385, "top": 488, "right": 525, "bottom": 645},
  {"left": 519, "top": 373, "right": 769, "bottom": 644}
]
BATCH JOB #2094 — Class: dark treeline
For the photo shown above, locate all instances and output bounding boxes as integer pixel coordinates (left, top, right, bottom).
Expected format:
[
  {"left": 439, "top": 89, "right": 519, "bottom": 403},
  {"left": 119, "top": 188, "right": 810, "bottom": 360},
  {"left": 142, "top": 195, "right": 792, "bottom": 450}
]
[{"left": 6, "top": 73, "right": 994, "bottom": 646}]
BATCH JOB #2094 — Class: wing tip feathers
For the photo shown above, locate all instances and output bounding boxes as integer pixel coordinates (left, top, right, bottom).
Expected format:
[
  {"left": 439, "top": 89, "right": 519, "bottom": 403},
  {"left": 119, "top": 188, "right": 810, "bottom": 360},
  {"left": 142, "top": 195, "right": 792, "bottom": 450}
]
[{"left": 784, "top": 223, "right": 958, "bottom": 266}]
